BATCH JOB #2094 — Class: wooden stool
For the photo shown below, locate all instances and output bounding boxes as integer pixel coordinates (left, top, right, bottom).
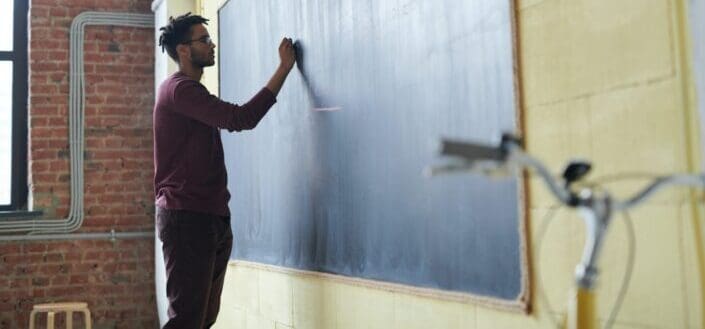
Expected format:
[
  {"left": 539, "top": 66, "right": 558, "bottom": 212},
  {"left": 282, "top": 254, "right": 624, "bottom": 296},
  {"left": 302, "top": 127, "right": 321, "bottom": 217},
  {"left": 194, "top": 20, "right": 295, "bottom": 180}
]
[{"left": 28, "top": 302, "right": 92, "bottom": 329}]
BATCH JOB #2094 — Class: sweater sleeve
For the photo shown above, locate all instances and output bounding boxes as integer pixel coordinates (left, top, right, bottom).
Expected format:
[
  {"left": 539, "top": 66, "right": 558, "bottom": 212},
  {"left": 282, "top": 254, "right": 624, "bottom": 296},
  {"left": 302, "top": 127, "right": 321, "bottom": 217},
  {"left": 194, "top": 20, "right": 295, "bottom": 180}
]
[{"left": 171, "top": 79, "right": 277, "bottom": 132}]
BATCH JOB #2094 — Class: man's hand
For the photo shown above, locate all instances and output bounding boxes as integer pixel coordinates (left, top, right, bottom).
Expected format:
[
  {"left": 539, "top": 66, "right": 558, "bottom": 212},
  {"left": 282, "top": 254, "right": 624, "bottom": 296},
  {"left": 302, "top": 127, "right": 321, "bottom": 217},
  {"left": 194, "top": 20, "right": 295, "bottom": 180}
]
[
  {"left": 279, "top": 37, "right": 296, "bottom": 71},
  {"left": 266, "top": 37, "right": 297, "bottom": 96}
]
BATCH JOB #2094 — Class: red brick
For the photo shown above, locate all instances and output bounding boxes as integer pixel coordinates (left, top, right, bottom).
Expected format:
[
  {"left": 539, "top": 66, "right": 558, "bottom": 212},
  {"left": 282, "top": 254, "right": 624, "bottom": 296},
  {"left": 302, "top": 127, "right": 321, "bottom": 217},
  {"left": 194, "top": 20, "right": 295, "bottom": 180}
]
[
  {"left": 30, "top": 6, "right": 50, "bottom": 17},
  {"left": 0, "top": 242, "right": 22, "bottom": 256},
  {"left": 31, "top": 277, "right": 50, "bottom": 287},
  {"left": 47, "top": 117, "right": 67, "bottom": 126},
  {"left": 29, "top": 117, "right": 47, "bottom": 127},
  {"left": 47, "top": 139, "right": 69, "bottom": 148},
  {"left": 28, "top": 289, "right": 46, "bottom": 298},
  {"left": 8, "top": 278, "right": 30, "bottom": 289},
  {"left": 49, "top": 160, "right": 69, "bottom": 171},
  {"left": 49, "top": 72, "right": 66, "bottom": 83},
  {"left": 69, "top": 275, "right": 89, "bottom": 285},
  {"left": 50, "top": 276, "right": 70, "bottom": 286},
  {"left": 24, "top": 244, "right": 48, "bottom": 253},
  {"left": 30, "top": 83, "right": 57, "bottom": 95}
]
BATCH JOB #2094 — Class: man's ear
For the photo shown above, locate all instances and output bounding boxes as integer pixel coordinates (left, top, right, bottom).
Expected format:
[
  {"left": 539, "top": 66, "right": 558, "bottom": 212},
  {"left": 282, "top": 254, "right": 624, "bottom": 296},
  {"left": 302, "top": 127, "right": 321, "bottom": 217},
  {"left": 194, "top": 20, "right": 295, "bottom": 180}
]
[{"left": 176, "top": 43, "right": 190, "bottom": 62}]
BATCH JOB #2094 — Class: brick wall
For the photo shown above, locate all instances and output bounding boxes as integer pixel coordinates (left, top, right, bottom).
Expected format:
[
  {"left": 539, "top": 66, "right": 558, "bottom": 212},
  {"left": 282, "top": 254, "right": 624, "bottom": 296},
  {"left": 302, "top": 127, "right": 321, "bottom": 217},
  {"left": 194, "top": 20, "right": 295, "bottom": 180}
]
[{"left": 0, "top": 0, "right": 157, "bottom": 328}]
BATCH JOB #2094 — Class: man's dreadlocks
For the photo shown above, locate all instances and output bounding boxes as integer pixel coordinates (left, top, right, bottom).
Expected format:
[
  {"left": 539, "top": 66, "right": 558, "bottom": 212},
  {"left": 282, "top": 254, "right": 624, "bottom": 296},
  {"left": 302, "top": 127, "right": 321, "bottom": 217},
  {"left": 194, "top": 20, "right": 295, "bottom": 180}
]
[{"left": 158, "top": 12, "right": 209, "bottom": 62}]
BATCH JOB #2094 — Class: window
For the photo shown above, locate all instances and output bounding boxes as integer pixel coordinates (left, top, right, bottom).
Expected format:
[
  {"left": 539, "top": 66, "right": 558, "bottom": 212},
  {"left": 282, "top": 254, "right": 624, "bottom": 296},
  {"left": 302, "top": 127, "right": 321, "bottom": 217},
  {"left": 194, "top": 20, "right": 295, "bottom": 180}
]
[{"left": 0, "top": 0, "right": 28, "bottom": 211}]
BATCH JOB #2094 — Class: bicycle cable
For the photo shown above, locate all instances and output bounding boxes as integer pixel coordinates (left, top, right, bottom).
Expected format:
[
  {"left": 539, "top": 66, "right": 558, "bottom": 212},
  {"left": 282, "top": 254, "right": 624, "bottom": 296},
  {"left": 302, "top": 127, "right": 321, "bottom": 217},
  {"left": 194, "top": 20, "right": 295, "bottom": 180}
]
[
  {"left": 534, "top": 203, "right": 564, "bottom": 329},
  {"left": 603, "top": 209, "right": 636, "bottom": 329}
]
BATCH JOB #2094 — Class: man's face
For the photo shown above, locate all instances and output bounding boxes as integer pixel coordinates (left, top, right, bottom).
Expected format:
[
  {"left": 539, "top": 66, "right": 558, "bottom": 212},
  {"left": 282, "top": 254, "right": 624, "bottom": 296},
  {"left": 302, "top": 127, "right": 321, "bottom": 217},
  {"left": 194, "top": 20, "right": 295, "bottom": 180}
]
[{"left": 186, "top": 24, "right": 216, "bottom": 67}]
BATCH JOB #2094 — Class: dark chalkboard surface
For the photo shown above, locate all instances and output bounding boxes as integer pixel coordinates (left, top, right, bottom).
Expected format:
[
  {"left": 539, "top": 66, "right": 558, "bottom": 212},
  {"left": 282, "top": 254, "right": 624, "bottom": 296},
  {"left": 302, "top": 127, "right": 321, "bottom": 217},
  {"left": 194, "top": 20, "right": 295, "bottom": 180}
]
[
  {"left": 218, "top": 0, "right": 525, "bottom": 305},
  {"left": 691, "top": 0, "right": 705, "bottom": 158}
]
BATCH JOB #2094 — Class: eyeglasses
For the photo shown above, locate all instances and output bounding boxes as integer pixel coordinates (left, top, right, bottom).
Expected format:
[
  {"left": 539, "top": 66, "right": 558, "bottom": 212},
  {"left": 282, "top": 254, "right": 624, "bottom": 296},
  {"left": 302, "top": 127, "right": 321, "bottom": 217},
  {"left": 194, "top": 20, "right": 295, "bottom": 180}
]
[{"left": 184, "top": 35, "right": 213, "bottom": 46}]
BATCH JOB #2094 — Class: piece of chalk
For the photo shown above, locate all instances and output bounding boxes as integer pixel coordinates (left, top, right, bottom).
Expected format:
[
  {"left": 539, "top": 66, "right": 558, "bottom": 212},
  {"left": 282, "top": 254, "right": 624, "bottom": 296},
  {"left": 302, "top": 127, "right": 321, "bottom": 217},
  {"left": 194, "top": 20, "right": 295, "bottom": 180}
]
[{"left": 313, "top": 106, "right": 342, "bottom": 112}]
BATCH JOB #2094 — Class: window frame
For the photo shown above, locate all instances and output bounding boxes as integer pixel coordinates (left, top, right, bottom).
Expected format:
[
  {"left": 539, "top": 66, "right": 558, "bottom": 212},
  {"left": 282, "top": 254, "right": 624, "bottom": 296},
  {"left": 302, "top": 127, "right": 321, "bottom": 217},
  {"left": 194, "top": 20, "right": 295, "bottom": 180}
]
[{"left": 0, "top": 0, "right": 29, "bottom": 211}]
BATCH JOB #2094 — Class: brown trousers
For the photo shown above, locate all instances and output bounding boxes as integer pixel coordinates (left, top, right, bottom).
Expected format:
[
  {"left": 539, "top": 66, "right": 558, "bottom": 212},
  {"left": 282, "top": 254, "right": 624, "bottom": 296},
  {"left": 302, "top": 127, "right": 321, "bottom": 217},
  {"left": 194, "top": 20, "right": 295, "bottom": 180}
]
[{"left": 156, "top": 207, "right": 233, "bottom": 329}]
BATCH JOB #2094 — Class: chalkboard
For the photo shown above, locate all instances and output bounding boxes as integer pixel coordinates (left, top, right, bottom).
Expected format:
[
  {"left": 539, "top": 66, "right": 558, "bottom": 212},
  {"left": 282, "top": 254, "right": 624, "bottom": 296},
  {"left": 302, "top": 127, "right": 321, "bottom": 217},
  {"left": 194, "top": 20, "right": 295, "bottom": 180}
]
[
  {"left": 218, "top": 0, "right": 526, "bottom": 305},
  {"left": 691, "top": 0, "right": 705, "bottom": 161}
]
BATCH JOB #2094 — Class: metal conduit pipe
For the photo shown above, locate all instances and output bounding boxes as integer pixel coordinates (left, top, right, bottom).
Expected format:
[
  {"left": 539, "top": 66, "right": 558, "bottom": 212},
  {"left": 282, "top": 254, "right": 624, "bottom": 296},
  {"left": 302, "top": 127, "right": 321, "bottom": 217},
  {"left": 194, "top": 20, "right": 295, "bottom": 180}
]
[
  {"left": 0, "top": 12, "right": 155, "bottom": 240},
  {"left": 0, "top": 230, "right": 153, "bottom": 242}
]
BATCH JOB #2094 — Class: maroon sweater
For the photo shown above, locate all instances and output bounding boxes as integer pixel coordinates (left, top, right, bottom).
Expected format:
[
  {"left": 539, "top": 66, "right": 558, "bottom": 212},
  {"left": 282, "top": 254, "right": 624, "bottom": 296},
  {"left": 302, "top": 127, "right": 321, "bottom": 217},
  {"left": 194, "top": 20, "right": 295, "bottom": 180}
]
[{"left": 153, "top": 71, "right": 276, "bottom": 216}]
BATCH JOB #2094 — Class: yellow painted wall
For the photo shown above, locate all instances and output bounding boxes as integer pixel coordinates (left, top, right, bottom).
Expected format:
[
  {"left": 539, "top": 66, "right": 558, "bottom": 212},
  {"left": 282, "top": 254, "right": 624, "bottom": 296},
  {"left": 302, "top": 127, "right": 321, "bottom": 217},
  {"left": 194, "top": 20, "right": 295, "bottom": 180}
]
[{"left": 191, "top": 0, "right": 705, "bottom": 328}]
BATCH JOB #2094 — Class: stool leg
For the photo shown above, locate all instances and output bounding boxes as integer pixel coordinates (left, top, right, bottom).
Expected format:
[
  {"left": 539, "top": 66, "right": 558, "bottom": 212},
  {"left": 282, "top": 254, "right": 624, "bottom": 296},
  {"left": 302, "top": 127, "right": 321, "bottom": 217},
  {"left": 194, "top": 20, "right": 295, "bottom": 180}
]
[
  {"left": 47, "top": 311, "right": 55, "bottom": 329},
  {"left": 83, "top": 309, "right": 91, "bottom": 329},
  {"left": 28, "top": 310, "right": 37, "bottom": 329},
  {"left": 66, "top": 311, "right": 73, "bottom": 329}
]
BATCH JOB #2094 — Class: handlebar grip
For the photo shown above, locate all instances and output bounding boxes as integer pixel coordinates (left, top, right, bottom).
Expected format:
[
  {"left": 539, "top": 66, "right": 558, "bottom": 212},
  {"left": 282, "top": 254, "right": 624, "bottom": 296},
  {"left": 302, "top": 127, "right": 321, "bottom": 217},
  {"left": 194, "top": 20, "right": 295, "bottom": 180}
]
[{"left": 440, "top": 139, "right": 506, "bottom": 162}]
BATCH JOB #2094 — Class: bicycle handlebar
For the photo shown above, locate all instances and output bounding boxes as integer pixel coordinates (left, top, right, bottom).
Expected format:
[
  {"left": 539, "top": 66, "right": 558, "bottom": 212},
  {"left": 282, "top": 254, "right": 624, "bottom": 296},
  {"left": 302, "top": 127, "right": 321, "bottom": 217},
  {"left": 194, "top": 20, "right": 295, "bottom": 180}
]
[
  {"left": 440, "top": 139, "right": 508, "bottom": 162},
  {"left": 615, "top": 174, "right": 705, "bottom": 211},
  {"left": 432, "top": 134, "right": 704, "bottom": 211}
]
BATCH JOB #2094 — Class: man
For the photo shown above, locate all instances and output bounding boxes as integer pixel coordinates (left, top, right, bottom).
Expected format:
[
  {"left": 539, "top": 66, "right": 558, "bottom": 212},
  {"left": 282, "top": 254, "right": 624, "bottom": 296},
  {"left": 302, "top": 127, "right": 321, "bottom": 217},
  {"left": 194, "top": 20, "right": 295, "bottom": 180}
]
[{"left": 154, "top": 13, "right": 296, "bottom": 328}]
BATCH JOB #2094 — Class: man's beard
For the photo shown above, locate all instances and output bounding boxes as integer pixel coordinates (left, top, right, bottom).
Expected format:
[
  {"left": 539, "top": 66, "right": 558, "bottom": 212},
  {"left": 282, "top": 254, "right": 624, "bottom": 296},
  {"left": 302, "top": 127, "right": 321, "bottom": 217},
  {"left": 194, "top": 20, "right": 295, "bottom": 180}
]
[{"left": 192, "top": 53, "right": 215, "bottom": 68}]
